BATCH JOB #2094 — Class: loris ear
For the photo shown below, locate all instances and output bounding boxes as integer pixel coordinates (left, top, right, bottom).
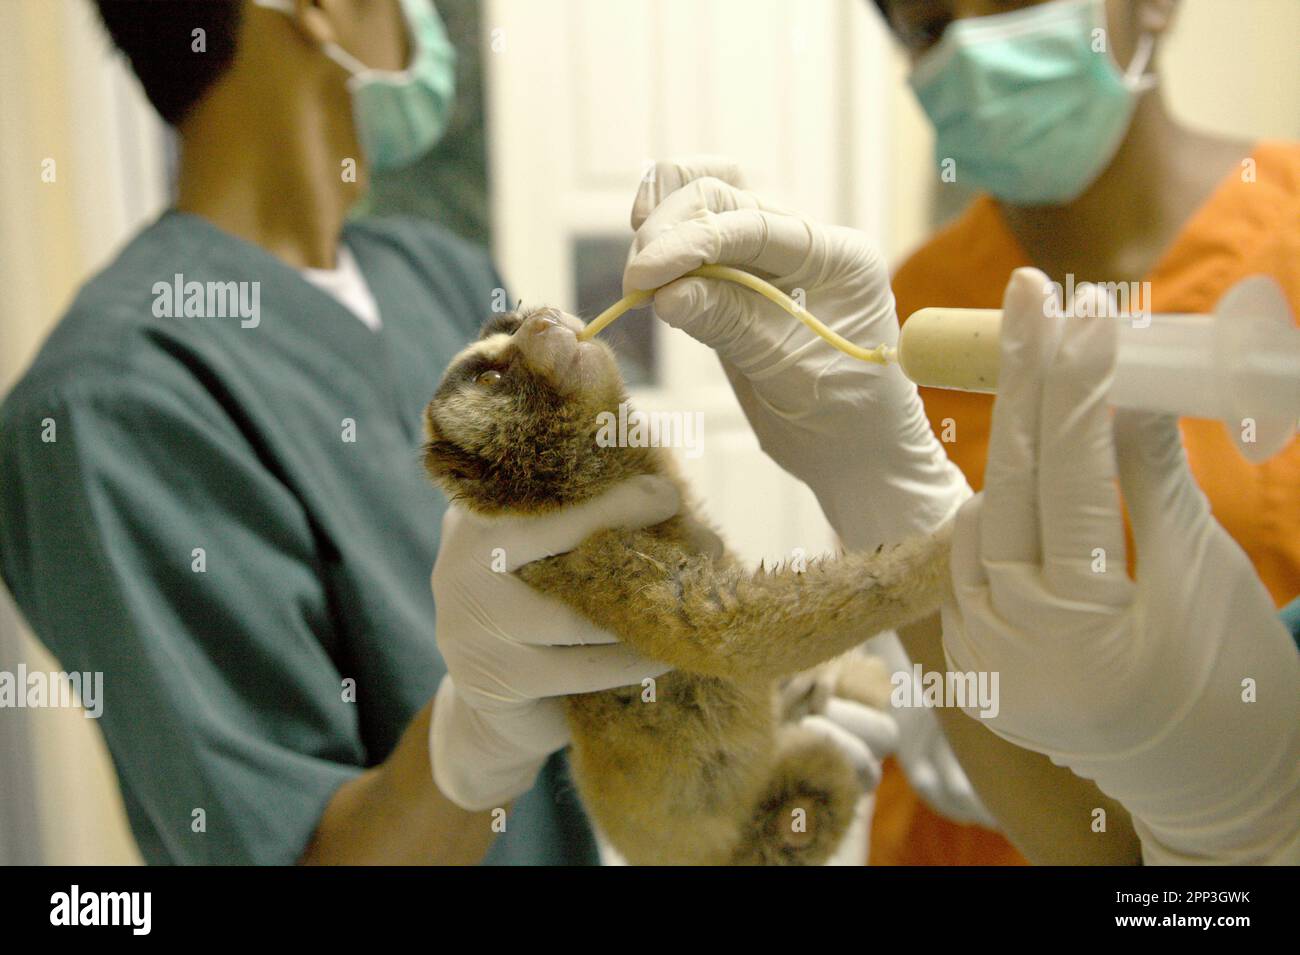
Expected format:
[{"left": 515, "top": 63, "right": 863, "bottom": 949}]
[{"left": 422, "top": 439, "right": 487, "bottom": 484}]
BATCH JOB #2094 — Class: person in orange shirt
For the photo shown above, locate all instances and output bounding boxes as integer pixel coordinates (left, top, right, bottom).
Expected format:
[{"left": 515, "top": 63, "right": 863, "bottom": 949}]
[
  {"left": 626, "top": 0, "right": 1297, "bottom": 865},
  {"left": 866, "top": 0, "right": 1300, "bottom": 864}
]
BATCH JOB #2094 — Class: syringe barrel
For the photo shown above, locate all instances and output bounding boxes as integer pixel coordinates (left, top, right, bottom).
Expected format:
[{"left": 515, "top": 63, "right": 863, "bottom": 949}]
[
  {"left": 1111, "top": 316, "right": 1223, "bottom": 417},
  {"left": 898, "top": 307, "right": 1300, "bottom": 420}
]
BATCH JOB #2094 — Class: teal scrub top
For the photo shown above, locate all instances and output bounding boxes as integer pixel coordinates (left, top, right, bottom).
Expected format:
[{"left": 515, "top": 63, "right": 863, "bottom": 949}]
[
  {"left": 1280, "top": 596, "right": 1300, "bottom": 649},
  {"left": 0, "top": 211, "right": 598, "bottom": 865}
]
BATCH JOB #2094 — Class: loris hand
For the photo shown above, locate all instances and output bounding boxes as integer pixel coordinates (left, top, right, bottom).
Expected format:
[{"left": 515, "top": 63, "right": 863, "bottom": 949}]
[
  {"left": 430, "top": 475, "right": 678, "bottom": 811},
  {"left": 624, "top": 157, "right": 967, "bottom": 550}
]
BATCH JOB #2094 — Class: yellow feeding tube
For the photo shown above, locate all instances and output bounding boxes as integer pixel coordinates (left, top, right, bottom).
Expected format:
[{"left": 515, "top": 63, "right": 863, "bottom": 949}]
[
  {"left": 582, "top": 268, "right": 1298, "bottom": 463},
  {"left": 578, "top": 264, "right": 897, "bottom": 366}
]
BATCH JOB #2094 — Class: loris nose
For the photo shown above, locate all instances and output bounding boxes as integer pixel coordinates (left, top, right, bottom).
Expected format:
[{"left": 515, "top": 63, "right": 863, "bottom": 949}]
[
  {"left": 516, "top": 311, "right": 576, "bottom": 372},
  {"left": 527, "top": 313, "right": 563, "bottom": 334},
  {"left": 519, "top": 314, "right": 570, "bottom": 350},
  {"left": 521, "top": 308, "right": 586, "bottom": 336}
]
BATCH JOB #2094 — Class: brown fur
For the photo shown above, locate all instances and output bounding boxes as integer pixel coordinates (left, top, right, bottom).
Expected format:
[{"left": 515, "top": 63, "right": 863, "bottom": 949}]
[{"left": 423, "top": 307, "right": 951, "bottom": 864}]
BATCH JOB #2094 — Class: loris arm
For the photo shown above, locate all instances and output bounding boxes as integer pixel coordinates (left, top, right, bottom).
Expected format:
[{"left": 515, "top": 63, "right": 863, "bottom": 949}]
[{"left": 517, "top": 519, "right": 951, "bottom": 681}]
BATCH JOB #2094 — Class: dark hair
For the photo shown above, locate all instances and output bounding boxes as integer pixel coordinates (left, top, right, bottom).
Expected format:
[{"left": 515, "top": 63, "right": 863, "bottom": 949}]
[{"left": 92, "top": 0, "right": 244, "bottom": 126}]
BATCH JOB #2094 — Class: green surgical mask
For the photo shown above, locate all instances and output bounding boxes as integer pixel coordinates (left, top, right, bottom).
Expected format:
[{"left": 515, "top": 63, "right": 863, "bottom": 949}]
[
  {"left": 909, "top": 0, "right": 1155, "bottom": 206},
  {"left": 256, "top": 0, "right": 457, "bottom": 171}
]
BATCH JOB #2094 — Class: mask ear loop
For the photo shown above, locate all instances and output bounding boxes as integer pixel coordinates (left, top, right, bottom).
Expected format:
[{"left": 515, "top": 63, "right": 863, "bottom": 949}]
[
  {"left": 252, "top": 0, "right": 416, "bottom": 82},
  {"left": 1123, "top": 32, "right": 1158, "bottom": 93},
  {"left": 320, "top": 42, "right": 377, "bottom": 81},
  {"left": 321, "top": 26, "right": 423, "bottom": 83},
  {"left": 251, "top": 0, "right": 368, "bottom": 80}
]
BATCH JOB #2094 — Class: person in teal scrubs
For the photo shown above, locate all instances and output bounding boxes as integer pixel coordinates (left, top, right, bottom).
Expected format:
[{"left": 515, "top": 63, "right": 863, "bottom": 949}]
[{"left": 0, "top": 0, "right": 619, "bottom": 865}]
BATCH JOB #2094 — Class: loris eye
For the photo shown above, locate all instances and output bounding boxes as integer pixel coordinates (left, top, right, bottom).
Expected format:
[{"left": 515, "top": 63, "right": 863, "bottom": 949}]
[{"left": 474, "top": 369, "right": 504, "bottom": 387}]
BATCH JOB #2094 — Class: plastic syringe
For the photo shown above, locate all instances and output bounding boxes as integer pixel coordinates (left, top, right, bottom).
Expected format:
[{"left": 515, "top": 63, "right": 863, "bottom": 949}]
[{"left": 899, "top": 275, "right": 1299, "bottom": 462}]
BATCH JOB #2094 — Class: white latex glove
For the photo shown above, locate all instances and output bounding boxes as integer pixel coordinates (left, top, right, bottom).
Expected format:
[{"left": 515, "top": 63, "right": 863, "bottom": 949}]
[
  {"left": 431, "top": 475, "right": 678, "bottom": 811},
  {"left": 625, "top": 157, "right": 969, "bottom": 552},
  {"left": 865, "top": 631, "right": 998, "bottom": 828},
  {"left": 942, "top": 268, "right": 1300, "bottom": 864},
  {"left": 782, "top": 656, "right": 902, "bottom": 794},
  {"left": 800, "top": 704, "right": 895, "bottom": 793}
]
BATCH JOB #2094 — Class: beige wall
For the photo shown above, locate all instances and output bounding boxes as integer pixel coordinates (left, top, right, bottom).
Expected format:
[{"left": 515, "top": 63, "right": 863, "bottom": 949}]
[
  {"left": 0, "top": 0, "right": 166, "bottom": 865},
  {"left": 884, "top": 0, "right": 1300, "bottom": 262}
]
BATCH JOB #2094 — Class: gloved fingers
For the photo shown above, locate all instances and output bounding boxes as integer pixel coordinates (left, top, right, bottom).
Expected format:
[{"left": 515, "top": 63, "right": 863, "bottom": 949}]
[
  {"left": 925, "top": 742, "right": 998, "bottom": 828},
  {"left": 960, "top": 796, "right": 1001, "bottom": 831},
  {"left": 940, "top": 585, "right": 1001, "bottom": 676},
  {"left": 624, "top": 175, "right": 759, "bottom": 302},
  {"left": 630, "top": 156, "right": 748, "bottom": 231},
  {"left": 798, "top": 714, "right": 884, "bottom": 790},
  {"left": 504, "top": 698, "right": 572, "bottom": 756},
  {"left": 950, "top": 493, "right": 1071, "bottom": 674},
  {"left": 1037, "top": 285, "right": 1132, "bottom": 606},
  {"left": 980, "top": 267, "right": 1064, "bottom": 567},
  {"left": 650, "top": 276, "right": 797, "bottom": 364},
  {"left": 502, "top": 641, "right": 670, "bottom": 699},
  {"left": 822, "top": 697, "right": 901, "bottom": 755},
  {"left": 985, "top": 558, "right": 1106, "bottom": 637},
  {"left": 1112, "top": 408, "right": 1210, "bottom": 558},
  {"left": 649, "top": 275, "right": 744, "bottom": 337},
  {"left": 453, "top": 572, "right": 625, "bottom": 646},
  {"left": 456, "top": 475, "right": 680, "bottom": 572},
  {"left": 949, "top": 494, "right": 1049, "bottom": 673},
  {"left": 625, "top": 177, "right": 763, "bottom": 292},
  {"left": 466, "top": 695, "right": 571, "bottom": 759},
  {"left": 949, "top": 493, "right": 992, "bottom": 610},
  {"left": 626, "top": 174, "right": 799, "bottom": 283},
  {"left": 625, "top": 208, "right": 813, "bottom": 296},
  {"left": 904, "top": 757, "right": 942, "bottom": 805},
  {"left": 431, "top": 683, "right": 570, "bottom": 810},
  {"left": 938, "top": 599, "right": 973, "bottom": 676}
]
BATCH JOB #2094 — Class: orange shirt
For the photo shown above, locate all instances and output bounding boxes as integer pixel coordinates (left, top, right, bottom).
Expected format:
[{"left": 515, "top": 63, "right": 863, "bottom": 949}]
[{"left": 869, "top": 141, "right": 1300, "bottom": 866}]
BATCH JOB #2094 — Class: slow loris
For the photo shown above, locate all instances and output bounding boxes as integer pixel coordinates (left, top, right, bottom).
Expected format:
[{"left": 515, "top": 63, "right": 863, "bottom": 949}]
[{"left": 422, "top": 306, "right": 952, "bottom": 865}]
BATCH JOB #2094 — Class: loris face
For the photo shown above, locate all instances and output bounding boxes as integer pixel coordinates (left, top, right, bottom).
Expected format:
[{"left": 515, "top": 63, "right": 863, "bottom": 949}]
[{"left": 423, "top": 307, "right": 653, "bottom": 515}]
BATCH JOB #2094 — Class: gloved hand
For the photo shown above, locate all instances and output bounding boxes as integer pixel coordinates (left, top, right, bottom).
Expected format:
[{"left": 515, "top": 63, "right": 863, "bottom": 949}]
[
  {"left": 942, "top": 268, "right": 1300, "bottom": 864},
  {"left": 430, "top": 475, "right": 678, "bottom": 811},
  {"left": 625, "top": 157, "right": 968, "bottom": 552},
  {"left": 865, "top": 631, "right": 998, "bottom": 828},
  {"left": 780, "top": 652, "right": 902, "bottom": 793}
]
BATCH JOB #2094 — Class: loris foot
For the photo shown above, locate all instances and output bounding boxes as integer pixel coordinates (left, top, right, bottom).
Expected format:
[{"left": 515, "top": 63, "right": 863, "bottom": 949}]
[{"left": 731, "top": 724, "right": 861, "bottom": 866}]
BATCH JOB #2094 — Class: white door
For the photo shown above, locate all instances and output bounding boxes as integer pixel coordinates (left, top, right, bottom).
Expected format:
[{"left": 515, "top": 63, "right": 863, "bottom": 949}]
[{"left": 484, "top": 0, "right": 895, "bottom": 864}]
